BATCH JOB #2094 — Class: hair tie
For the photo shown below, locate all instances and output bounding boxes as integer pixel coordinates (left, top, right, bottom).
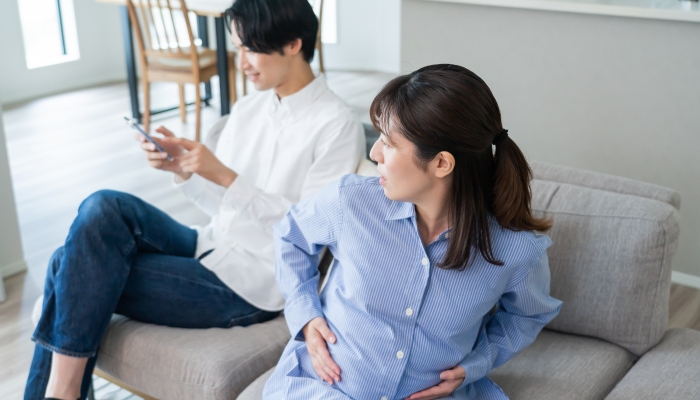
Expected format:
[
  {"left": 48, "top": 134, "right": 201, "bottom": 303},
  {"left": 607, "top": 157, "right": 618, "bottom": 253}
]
[{"left": 493, "top": 129, "right": 509, "bottom": 146}]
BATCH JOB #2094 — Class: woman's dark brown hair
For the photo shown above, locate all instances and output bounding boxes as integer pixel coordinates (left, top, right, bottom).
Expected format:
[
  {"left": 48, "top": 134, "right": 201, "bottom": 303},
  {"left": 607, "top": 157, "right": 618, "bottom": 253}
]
[{"left": 370, "top": 64, "right": 551, "bottom": 270}]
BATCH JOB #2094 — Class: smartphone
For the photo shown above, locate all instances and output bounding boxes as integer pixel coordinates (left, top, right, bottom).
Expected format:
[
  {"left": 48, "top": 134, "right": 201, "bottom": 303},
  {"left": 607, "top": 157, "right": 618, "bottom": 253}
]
[{"left": 124, "top": 116, "right": 174, "bottom": 161}]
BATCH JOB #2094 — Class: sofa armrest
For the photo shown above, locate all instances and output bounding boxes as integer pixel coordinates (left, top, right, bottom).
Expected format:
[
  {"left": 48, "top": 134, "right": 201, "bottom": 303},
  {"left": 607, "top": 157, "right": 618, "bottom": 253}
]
[{"left": 605, "top": 328, "right": 700, "bottom": 400}]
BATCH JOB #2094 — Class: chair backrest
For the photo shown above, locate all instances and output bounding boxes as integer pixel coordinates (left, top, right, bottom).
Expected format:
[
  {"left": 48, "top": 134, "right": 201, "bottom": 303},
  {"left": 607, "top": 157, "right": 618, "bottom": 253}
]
[
  {"left": 126, "top": 0, "right": 199, "bottom": 67},
  {"left": 533, "top": 167, "right": 681, "bottom": 356}
]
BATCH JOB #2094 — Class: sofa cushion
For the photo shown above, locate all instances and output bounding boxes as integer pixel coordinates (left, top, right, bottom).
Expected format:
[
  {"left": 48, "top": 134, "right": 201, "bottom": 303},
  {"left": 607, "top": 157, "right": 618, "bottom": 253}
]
[
  {"left": 96, "top": 315, "right": 290, "bottom": 400},
  {"left": 237, "top": 367, "right": 275, "bottom": 400},
  {"left": 488, "top": 329, "right": 636, "bottom": 400},
  {"left": 531, "top": 179, "right": 680, "bottom": 355},
  {"left": 239, "top": 330, "right": 635, "bottom": 400},
  {"left": 605, "top": 328, "right": 700, "bottom": 400}
]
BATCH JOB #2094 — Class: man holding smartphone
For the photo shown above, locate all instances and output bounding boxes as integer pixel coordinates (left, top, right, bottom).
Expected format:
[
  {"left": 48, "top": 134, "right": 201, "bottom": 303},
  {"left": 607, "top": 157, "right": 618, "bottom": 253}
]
[{"left": 24, "top": 1, "right": 364, "bottom": 399}]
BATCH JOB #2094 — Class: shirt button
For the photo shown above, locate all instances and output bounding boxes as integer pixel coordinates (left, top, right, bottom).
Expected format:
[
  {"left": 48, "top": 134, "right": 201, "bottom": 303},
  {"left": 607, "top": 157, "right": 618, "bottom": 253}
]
[
  {"left": 445, "top": 232, "right": 451, "bottom": 239},
  {"left": 421, "top": 257, "right": 429, "bottom": 266},
  {"left": 396, "top": 350, "right": 404, "bottom": 359},
  {"left": 405, "top": 308, "right": 413, "bottom": 316},
  {"left": 381, "top": 397, "right": 388, "bottom": 400}
]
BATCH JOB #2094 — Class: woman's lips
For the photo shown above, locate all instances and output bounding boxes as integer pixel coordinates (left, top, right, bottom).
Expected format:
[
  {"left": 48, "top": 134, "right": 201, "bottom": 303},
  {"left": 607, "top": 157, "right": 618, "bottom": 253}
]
[
  {"left": 379, "top": 176, "right": 387, "bottom": 185},
  {"left": 247, "top": 73, "right": 260, "bottom": 82}
]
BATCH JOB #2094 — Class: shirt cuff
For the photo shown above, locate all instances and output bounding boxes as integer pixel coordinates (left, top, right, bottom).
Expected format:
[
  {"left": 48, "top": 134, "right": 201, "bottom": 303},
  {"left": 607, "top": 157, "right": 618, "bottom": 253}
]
[
  {"left": 221, "top": 174, "right": 256, "bottom": 212},
  {"left": 172, "top": 173, "right": 207, "bottom": 194},
  {"left": 457, "top": 349, "right": 492, "bottom": 390},
  {"left": 284, "top": 294, "right": 324, "bottom": 342}
]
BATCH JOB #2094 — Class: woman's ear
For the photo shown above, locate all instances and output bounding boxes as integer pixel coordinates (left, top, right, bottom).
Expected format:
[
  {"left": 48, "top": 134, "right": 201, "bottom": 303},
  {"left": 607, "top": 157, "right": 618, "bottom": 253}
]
[{"left": 434, "top": 151, "right": 455, "bottom": 178}]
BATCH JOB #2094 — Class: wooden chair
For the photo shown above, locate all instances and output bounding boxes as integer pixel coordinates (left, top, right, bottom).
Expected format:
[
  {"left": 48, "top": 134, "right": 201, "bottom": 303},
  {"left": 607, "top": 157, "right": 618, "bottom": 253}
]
[
  {"left": 313, "top": 0, "right": 325, "bottom": 73},
  {"left": 126, "top": 0, "right": 238, "bottom": 141}
]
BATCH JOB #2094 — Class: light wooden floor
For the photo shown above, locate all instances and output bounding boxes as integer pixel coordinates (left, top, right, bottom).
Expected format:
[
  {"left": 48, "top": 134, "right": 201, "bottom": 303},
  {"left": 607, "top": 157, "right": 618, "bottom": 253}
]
[{"left": 2, "top": 71, "right": 700, "bottom": 399}]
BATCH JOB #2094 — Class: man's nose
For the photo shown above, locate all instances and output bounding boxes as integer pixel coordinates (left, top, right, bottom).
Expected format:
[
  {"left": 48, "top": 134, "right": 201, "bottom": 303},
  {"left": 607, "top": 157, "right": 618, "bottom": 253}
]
[{"left": 238, "top": 50, "right": 249, "bottom": 71}]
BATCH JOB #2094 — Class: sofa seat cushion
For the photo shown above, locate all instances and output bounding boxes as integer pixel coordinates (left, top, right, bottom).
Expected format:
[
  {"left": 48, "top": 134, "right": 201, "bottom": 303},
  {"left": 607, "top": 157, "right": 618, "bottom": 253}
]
[
  {"left": 95, "top": 315, "right": 290, "bottom": 400},
  {"left": 605, "top": 328, "right": 700, "bottom": 400},
  {"left": 488, "top": 329, "right": 636, "bottom": 400},
  {"left": 239, "top": 330, "right": 636, "bottom": 400},
  {"left": 238, "top": 367, "right": 275, "bottom": 400}
]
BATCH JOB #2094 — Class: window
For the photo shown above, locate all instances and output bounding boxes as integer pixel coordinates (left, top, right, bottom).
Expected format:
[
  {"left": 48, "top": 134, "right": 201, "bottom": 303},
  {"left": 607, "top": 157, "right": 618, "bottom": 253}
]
[
  {"left": 311, "top": 0, "right": 337, "bottom": 44},
  {"left": 17, "top": 0, "right": 80, "bottom": 69}
]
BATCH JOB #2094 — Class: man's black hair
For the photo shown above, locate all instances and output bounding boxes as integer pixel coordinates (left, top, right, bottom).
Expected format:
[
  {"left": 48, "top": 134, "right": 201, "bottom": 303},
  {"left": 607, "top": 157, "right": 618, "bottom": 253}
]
[{"left": 225, "top": 0, "right": 319, "bottom": 63}]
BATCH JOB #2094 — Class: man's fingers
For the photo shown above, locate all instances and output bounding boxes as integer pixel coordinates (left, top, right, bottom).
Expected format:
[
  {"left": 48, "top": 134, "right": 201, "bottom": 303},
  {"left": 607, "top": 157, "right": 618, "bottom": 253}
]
[
  {"left": 164, "top": 137, "right": 197, "bottom": 150},
  {"left": 145, "top": 150, "right": 168, "bottom": 160},
  {"left": 154, "top": 126, "right": 174, "bottom": 137}
]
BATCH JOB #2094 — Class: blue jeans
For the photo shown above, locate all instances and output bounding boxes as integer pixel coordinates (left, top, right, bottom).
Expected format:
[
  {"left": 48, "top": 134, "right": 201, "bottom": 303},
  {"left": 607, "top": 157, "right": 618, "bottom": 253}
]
[{"left": 24, "top": 190, "right": 280, "bottom": 400}]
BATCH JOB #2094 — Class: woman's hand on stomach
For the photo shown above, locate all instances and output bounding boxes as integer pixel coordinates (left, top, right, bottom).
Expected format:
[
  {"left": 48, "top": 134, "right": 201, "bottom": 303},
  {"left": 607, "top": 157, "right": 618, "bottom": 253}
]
[
  {"left": 303, "top": 317, "right": 341, "bottom": 385},
  {"left": 405, "top": 365, "right": 466, "bottom": 400}
]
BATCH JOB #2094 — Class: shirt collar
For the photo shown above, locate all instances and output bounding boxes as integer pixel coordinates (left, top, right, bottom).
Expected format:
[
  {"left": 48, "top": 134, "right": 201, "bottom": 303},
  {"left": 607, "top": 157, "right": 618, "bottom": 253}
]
[
  {"left": 269, "top": 73, "right": 328, "bottom": 118},
  {"left": 386, "top": 200, "right": 415, "bottom": 220}
]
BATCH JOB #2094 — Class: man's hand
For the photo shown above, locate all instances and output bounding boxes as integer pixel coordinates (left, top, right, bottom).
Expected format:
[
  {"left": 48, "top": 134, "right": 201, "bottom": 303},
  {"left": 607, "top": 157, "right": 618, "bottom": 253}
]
[
  {"left": 405, "top": 365, "right": 466, "bottom": 400},
  {"left": 302, "top": 317, "right": 341, "bottom": 385},
  {"left": 137, "top": 126, "right": 188, "bottom": 178},
  {"left": 162, "top": 137, "right": 238, "bottom": 188}
]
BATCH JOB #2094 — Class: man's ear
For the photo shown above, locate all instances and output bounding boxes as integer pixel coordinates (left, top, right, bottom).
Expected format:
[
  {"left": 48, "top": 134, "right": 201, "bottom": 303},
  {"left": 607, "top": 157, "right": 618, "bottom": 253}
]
[
  {"left": 284, "top": 38, "right": 303, "bottom": 57},
  {"left": 434, "top": 151, "right": 455, "bottom": 178}
]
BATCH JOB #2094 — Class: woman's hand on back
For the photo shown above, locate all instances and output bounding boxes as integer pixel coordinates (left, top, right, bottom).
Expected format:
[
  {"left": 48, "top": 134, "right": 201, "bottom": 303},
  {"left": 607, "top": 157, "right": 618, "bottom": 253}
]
[
  {"left": 302, "top": 317, "right": 341, "bottom": 385},
  {"left": 405, "top": 365, "right": 466, "bottom": 400}
]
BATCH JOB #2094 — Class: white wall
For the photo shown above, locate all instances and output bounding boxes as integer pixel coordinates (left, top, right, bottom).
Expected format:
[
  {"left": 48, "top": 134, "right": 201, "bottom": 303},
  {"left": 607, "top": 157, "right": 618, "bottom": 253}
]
[
  {"left": 402, "top": 0, "right": 700, "bottom": 279},
  {"left": 0, "top": 0, "right": 126, "bottom": 105},
  {"left": 323, "top": 0, "right": 401, "bottom": 73},
  {"left": 0, "top": 104, "right": 27, "bottom": 282}
]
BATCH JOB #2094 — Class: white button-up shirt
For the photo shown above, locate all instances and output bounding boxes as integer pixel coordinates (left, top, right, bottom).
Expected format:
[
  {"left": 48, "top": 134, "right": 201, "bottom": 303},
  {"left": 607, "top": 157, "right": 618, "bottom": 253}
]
[{"left": 175, "top": 75, "right": 364, "bottom": 311}]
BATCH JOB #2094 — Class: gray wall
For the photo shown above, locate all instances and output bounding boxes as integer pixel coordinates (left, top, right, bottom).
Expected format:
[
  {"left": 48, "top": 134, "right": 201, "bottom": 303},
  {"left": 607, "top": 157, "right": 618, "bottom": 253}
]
[
  {"left": 0, "top": 0, "right": 126, "bottom": 105},
  {"left": 0, "top": 104, "right": 27, "bottom": 280},
  {"left": 324, "top": 0, "right": 401, "bottom": 73},
  {"left": 402, "top": 0, "right": 700, "bottom": 278}
]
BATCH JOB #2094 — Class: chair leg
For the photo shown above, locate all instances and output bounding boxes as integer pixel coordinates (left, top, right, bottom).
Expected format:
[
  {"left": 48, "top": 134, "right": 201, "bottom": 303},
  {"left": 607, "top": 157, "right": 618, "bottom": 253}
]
[
  {"left": 317, "top": 38, "right": 325, "bottom": 73},
  {"left": 195, "top": 82, "right": 201, "bottom": 142},
  {"left": 143, "top": 78, "right": 151, "bottom": 133},
  {"left": 87, "top": 377, "right": 95, "bottom": 400},
  {"left": 178, "top": 83, "right": 186, "bottom": 123},
  {"left": 228, "top": 53, "right": 237, "bottom": 105},
  {"left": 242, "top": 68, "right": 247, "bottom": 96}
]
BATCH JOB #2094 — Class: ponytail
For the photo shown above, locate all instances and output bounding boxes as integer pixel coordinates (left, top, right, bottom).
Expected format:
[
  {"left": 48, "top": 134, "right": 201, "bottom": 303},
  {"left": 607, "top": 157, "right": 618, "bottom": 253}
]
[{"left": 493, "top": 136, "right": 552, "bottom": 232}]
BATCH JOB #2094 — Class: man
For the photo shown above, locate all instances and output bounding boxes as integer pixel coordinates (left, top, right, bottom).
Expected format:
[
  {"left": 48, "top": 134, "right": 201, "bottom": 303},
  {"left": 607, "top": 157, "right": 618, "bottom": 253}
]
[{"left": 24, "top": 0, "right": 364, "bottom": 398}]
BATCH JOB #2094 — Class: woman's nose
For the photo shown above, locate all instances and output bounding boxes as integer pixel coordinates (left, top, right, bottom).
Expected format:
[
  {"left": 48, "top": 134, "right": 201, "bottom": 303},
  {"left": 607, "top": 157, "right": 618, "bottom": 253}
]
[{"left": 369, "top": 139, "right": 382, "bottom": 163}]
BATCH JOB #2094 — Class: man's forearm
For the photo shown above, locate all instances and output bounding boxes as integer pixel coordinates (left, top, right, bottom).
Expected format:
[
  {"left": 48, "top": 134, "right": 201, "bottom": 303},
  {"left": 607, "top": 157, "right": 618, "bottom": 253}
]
[{"left": 215, "top": 168, "right": 238, "bottom": 188}]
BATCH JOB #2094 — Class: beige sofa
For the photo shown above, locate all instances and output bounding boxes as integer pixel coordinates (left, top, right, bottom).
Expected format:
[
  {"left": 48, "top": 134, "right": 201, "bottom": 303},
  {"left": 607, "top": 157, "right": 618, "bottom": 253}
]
[{"left": 86, "top": 121, "right": 699, "bottom": 399}]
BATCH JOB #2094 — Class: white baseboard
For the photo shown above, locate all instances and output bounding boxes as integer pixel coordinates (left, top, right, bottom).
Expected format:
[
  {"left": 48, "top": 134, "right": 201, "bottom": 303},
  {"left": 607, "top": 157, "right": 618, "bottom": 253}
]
[
  {"left": 671, "top": 271, "right": 700, "bottom": 291},
  {"left": 1, "top": 258, "right": 28, "bottom": 279}
]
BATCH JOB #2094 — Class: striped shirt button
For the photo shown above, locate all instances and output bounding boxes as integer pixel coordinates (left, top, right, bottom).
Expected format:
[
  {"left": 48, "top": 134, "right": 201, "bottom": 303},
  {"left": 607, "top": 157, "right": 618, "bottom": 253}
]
[
  {"left": 405, "top": 308, "right": 413, "bottom": 316},
  {"left": 445, "top": 232, "right": 451, "bottom": 239},
  {"left": 381, "top": 397, "right": 388, "bottom": 400},
  {"left": 421, "top": 257, "right": 429, "bottom": 266},
  {"left": 396, "top": 350, "right": 405, "bottom": 359}
]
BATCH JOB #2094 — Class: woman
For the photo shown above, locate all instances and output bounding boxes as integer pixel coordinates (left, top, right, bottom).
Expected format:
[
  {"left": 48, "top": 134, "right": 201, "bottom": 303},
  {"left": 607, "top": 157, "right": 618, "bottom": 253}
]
[{"left": 264, "top": 64, "right": 563, "bottom": 399}]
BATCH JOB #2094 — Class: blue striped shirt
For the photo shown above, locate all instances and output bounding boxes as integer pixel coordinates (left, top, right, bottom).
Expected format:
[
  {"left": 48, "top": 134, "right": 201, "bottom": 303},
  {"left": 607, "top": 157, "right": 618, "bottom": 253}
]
[{"left": 264, "top": 175, "right": 562, "bottom": 399}]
